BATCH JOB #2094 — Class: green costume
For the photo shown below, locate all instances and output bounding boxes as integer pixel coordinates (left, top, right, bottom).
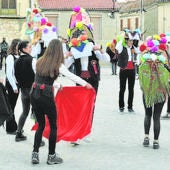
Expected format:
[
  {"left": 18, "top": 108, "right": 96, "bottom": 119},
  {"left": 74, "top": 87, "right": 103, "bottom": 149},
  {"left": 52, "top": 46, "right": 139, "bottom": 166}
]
[{"left": 139, "top": 60, "right": 170, "bottom": 107}]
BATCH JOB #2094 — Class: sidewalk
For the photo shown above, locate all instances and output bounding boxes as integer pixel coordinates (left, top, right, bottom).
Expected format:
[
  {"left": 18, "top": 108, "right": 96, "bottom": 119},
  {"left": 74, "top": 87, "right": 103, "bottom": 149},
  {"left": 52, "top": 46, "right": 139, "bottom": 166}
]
[{"left": 0, "top": 66, "right": 170, "bottom": 170}]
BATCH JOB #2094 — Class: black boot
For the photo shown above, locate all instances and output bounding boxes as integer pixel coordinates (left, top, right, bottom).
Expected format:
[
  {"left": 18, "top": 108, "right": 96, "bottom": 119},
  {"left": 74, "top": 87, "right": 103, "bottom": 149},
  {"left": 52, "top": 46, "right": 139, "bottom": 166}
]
[{"left": 15, "top": 131, "right": 27, "bottom": 142}]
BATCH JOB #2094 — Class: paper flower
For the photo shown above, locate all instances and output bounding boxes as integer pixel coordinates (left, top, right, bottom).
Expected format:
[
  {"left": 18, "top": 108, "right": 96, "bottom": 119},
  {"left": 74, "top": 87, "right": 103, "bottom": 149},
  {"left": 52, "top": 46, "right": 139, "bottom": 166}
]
[
  {"left": 150, "top": 46, "right": 158, "bottom": 53},
  {"left": 41, "top": 18, "right": 47, "bottom": 25},
  {"left": 79, "top": 35, "right": 88, "bottom": 41},
  {"left": 150, "top": 53, "right": 157, "bottom": 60},
  {"left": 160, "top": 33, "right": 166, "bottom": 38},
  {"left": 46, "top": 22, "right": 52, "bottom": 27},
  {"left": 73, "top": 6, "right": 81, "bottom": 13},
  {"left": 159, "top": 43, "right": 167, "bottom": 51},
  {"left": 153, "top": 34, "right": 160, "bottom": 40},
  {"left": 157, "top": 55, "right": 166, "bottom": 63},
  {"left": 70, "top": 38, "right": 79, "bottom": 46},
  {"left": 160, "top": 37, "right": 167, "bottom": 44},
  {"left": 52, "top": 26, "right": 57, "bottom": 32},
  {"left": 76, "top": 22, "right": 83, "bottom": 29},
  {"left": 88, "top": 23, "right": 93, "bottom": 31},
  {"left": 153, "top": 40, "right": 160, "bottom": 46},
  {"left": 147, "top": 40, "right": 154, "bottom": 47},
  {"left": 140, "top": 44, "right": 147, "bottom": 52},
  {"left": 43, "top": 28, "right": 49, "bottom": 34},
  {"left": 67, "top": 29, "right": 71, "bottom": 37},
  {"left": 33, "top": 8, "right": 39, "bottom": 14}
]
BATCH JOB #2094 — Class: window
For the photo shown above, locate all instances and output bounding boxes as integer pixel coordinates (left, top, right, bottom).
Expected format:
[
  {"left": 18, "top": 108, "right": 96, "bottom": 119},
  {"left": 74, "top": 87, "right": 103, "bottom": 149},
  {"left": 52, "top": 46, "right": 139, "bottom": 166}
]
[
  {"left": 127, "top": 18, "right": 131, "bottom": 30},
  {"left": 0, "top": 0, "right": 16, "bottom": 15},
  {"left": 135, "top": 17, "right": 139, "bottom": 29},
  {"left": 120, "top": 19, "right": 123, "bottom": 31},
  {"left": 91, "top": 16, "right": 102, "bottom": 40}
]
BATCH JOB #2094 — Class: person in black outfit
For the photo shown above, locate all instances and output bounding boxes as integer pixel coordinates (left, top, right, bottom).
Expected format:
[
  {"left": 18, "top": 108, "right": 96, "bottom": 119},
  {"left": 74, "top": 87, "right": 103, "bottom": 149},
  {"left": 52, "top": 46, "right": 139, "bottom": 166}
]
[
  {"left": 14, "top": 40, "right": 36, "bottom": 142},
  {"left": 0, "top": 37, "right": 9, "bottom": 69},
  {"left": 116, "top": 33, "right": 139, "bottom": 112},
  {"left": 30, "top": 39, "right": 92, "bottom": 165},
  {"left": 5, "top": 39, "right": 21, "bottom": 134}
]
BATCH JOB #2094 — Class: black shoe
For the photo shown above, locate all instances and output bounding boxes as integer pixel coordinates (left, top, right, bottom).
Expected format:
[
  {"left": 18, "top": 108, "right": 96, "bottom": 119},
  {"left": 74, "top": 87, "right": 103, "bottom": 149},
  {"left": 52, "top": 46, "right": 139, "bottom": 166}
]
[
  {"left": 119, "top": 107, "right": 124, "bottom": 112},
  {"left": 47, "top": 153, "right": 63, "bottom": 165},
  {"left": 6, "top": 131, "right": 17, "bottom": 135},
  {"left": 15, "top": 131, "right": 27, "bottom": 142},
  {"left": 32, "top": 152, "right": 39, "bottom": 164},
  {"left": 128, "top": 108, "right": 134, "bottom": 112},
  {"left": 143, "top": 137, "right": 149, "bottom": 147},
  {"left": 40, "top": 140, "right": 45, "bottom": 147},
  {"left": 153, "top": 141, "right": 159, "bottom": 149}
]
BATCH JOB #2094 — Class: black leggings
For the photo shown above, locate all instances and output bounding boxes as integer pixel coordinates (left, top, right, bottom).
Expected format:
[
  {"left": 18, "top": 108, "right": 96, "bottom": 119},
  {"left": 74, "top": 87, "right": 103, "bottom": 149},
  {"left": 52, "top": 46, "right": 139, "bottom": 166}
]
[
  {"left": 17, "top": 88, "right": 31, "bottom": 132},
  {"left": 143, "top": 96, "right": 164, "bottom": 140},
  {"left": 31, "top": 94, "right": 57, "bottom": 155}
]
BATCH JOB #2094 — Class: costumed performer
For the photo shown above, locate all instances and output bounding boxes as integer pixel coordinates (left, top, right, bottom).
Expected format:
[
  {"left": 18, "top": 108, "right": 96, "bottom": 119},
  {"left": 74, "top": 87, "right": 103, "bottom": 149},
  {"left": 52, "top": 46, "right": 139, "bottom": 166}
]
[
  {"left": 139, "top": 33, "right": 170, "bottom": 149},
  {"left": 116, "top": 29, "right": 140, "bottom": 112},
  {"left": 24, "top": 7, "right": 57, "bottom": 59},
  {"left": 65, "top": 6, "right": 110, "bottom": 143}
]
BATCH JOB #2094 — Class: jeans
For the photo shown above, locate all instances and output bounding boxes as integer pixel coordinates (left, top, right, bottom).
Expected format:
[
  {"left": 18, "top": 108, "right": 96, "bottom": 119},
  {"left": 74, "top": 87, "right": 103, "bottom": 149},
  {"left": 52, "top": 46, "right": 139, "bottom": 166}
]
[{"left": 17, "top": 88, "right": 31, "bottom": 132}]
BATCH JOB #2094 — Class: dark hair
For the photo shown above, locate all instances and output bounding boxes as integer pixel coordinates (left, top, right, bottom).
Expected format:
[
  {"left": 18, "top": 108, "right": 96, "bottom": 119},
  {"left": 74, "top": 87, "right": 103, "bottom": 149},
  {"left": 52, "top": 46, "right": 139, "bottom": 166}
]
[
  {"left": 7, "top": 39, "right": 21, "bottom": 55},
  {"left": 18, "top": 40, "right": 30, "bottom": 55},
  {"left": 36, "top": 39, "right": 64, "bottom": 77}
]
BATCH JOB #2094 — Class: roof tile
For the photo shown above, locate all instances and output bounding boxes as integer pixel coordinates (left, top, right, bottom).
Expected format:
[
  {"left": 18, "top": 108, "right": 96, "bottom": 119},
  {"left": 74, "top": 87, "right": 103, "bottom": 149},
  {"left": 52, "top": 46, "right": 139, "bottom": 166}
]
[{"left": 39, "top": 0, "right": 114, "bottom": 10}]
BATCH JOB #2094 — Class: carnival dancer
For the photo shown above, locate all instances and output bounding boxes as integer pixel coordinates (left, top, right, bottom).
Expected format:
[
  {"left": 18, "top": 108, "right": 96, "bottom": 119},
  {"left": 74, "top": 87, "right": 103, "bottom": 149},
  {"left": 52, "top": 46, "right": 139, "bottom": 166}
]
[
  {"left": 67, "top": 6, "right": 110, "bottom": 93},
  {"left": 64, "top": 6, "right": 109, "bottom": 145},
  {"left": 139, "top": 34, "right": 170, "bottom": 149},
  {"left": 5, "top": 39, "right": 21, "bottom": 134},
  {"left": 14, "top": 40, "right": 36, "bottom": 142},
  {"left": 116, "top": 29, "right": 140, "bottom": 112},
  {"left": 30, "top": 39, "right": 93, "bottom": 165}
]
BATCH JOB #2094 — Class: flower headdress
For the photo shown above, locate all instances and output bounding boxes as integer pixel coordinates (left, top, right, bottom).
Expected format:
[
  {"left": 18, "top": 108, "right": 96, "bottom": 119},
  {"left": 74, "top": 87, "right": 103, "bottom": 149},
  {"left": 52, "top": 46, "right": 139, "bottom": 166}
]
[
  {"left": 67, "top": 6, "right": 94, "bottom": 41},
  {"left": 25, "top": 7, "right": 57, "bottom": 47},
  {"left": 139, "top": 33, "right": 168, "bottom": 64}
]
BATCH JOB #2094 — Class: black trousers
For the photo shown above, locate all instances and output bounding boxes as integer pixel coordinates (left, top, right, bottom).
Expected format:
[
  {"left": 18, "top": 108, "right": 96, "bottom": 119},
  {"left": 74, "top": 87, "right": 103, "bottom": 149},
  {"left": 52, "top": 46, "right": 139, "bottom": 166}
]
[
  {"left": 143, "top": 96, "right": 164, "bottom": 140},
  {"left": 5, "top": 80, "right": 19, "bottom": 132},
  {"left": 119, "top": 69, "right": 135, "bottom": 109},
  {"left": 17, "top": 88, "right": 31, "bottom": 132},
  {"left": 31, "top": 90, "right": 57, "bottom": 154}
]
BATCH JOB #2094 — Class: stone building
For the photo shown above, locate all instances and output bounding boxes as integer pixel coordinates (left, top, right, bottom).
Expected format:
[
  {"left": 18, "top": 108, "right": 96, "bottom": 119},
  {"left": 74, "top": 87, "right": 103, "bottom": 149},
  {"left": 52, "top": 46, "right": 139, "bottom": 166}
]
[{"left": 0, "top": 0, "right": 34, "bottom": 43}]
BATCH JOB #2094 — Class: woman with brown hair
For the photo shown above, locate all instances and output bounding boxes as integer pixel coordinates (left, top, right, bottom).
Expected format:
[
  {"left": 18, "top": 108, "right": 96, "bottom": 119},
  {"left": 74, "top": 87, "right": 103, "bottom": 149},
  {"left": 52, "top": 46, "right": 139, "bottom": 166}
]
[{"left": 30, "top": 39, "right": 92, "bottom": 165}]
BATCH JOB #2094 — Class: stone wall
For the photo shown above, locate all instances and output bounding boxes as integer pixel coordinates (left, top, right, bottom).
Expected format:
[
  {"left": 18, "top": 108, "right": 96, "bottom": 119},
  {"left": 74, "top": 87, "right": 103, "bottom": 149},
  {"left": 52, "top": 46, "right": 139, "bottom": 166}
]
[{"left": 0, "top": 18, "right": 25, "bottom": 44}]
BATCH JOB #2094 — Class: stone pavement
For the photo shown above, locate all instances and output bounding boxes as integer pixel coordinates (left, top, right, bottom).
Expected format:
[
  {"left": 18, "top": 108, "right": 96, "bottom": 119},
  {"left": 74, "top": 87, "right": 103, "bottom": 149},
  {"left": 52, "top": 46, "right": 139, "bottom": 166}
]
[{"left": 0, "top": 66, "right": 170, "bottom": 170}]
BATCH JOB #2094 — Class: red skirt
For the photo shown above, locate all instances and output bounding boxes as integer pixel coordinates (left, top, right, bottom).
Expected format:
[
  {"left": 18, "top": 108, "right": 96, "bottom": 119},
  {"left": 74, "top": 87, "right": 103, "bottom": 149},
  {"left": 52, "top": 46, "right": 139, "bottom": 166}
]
[{"left": 32, "top": 86, "right": 96, "bottom": 142}]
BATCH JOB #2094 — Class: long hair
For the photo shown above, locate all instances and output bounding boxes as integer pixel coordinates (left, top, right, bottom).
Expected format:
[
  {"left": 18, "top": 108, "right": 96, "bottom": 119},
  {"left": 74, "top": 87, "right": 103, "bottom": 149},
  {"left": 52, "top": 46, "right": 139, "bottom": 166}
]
[
  {"left": 36, "top": 39, "right": 64, "bottom": 77},
  {"left": 18, "top": 40, "right": 30, "bottom": 56},
  {"left": 7, "top": 39, "right": 21, "bottom": 55}
]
